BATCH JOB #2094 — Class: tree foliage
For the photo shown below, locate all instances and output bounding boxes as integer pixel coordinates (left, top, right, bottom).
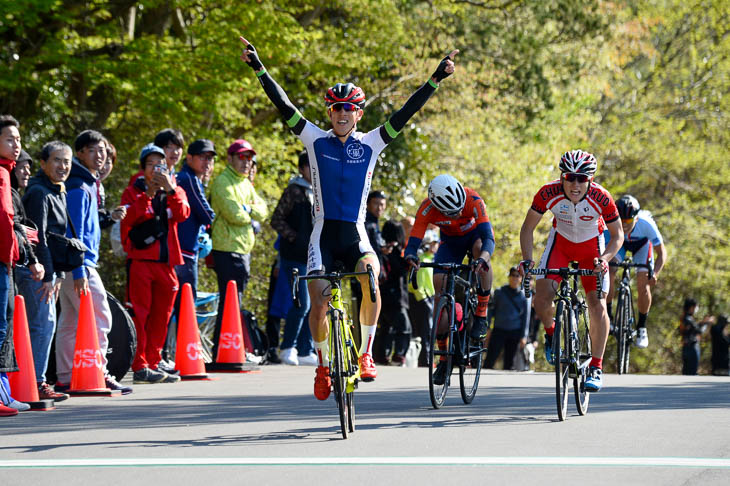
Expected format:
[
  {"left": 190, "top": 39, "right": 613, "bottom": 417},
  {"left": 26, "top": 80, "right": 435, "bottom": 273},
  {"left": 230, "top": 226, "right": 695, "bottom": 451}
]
[{"left": 1, "top": 0, "right": 727, "bottom": 373}]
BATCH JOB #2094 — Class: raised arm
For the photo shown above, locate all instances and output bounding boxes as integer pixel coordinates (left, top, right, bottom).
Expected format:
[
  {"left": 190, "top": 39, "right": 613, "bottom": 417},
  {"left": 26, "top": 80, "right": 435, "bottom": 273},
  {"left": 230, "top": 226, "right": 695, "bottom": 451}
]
[
  {"left": 380, "top": 50, "right": 459, "bottom": 143},
  {"left": 239, "top": 37, "right": 306, "bottom": 135}
]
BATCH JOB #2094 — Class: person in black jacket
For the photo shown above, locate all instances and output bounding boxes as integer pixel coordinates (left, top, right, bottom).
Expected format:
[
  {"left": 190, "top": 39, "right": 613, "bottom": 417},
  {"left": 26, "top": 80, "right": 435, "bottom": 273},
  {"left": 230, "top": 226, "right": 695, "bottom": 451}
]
[
  {"left": 711, "top": 314, "right": 729, "bottom": 376},
  {"left": 20, "top": 142, "right": 72, "bottom": 400},
  {"left": 270, "top": 151, "right": 316, "bottom": 366},
  {"left": 680, "top": 298, "right": 715, "bottom": 375},
  {"left": 374, "top": 220, "right": 412, "bottom": 365},
  {"left": 484, "top": 266, "right": 530, "bottom": 370}
]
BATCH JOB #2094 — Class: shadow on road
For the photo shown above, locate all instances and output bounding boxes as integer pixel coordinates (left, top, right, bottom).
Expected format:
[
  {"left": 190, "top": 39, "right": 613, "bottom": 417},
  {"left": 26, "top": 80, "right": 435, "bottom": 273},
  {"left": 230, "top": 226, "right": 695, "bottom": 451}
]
[{"left": 1, "top": 380, "right": 727, "bottom": 451}]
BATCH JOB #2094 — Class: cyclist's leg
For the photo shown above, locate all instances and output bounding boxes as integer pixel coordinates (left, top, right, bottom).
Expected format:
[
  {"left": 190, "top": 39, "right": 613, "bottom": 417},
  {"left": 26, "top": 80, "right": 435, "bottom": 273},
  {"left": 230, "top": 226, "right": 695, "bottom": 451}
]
[
  {"left": 470, "top": 236, "right": 493, "bottom": 339},
  {"left": 431, "top": 235, "right": 464, "bottom": 335}
]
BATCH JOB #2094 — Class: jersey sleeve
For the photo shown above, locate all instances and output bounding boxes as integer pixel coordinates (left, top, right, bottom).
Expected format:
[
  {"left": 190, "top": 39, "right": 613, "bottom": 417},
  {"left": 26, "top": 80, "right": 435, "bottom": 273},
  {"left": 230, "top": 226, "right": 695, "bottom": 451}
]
[
  {"left": 530, "top": 188, "right": 548, "bottom": 214},
  {"left": 297, "top": 120, "right": 328, "bottom": 147},
  {"left": 640, "top": 211, "right": 664, "bottom": 246},
  {"left": 602, "top": 193, "right": 619, "bottom": 223},
  {"left": 404, "top": 199, "right": 433, "bottom": 256}
]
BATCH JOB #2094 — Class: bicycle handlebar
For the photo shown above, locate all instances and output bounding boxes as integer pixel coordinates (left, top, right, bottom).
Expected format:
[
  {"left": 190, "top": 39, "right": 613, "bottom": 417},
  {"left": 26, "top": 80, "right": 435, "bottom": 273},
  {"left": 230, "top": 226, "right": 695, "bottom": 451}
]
[
  {"left": 608, "top": 261, "right": 654, "bottom": 280},
  {"left": 291, "top": 264, "right": 377, "bottom": 307},
  {"left": 521, "top": 266, "right": 603, "bottom": 295},
  {"left": 408, "top": 261, "right": 482, "bottom": 292}
]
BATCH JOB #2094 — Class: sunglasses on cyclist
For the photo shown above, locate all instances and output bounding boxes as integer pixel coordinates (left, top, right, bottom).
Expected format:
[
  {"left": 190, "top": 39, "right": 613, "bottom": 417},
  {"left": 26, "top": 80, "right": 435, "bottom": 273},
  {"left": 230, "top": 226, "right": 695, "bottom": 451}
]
[
  {"left": 328, "top": 102, "right": 360, "bottom": 113},
  {"left": 621, "top": 217, "right": 637, "bottom": 224},
  {"left": 562, "top": 172, "right": 591, "bottom": 183}
]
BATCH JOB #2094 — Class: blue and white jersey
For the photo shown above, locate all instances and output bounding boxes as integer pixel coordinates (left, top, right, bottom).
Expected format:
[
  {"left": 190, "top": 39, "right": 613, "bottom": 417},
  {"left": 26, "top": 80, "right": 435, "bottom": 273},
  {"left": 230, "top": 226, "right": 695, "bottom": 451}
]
[
  {"left": 298, "top": 120, "right": 387, "bottom": 224},
  {"left": 626, "top": 210, "right": 663, "bottom": 247}
]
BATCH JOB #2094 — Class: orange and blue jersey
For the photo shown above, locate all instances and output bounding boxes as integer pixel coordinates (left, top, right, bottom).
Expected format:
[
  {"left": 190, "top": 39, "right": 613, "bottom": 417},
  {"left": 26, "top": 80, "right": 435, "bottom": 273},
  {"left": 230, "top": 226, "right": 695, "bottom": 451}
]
[{"left": 405, "top": 187, "right": 495, "bottom": 257}]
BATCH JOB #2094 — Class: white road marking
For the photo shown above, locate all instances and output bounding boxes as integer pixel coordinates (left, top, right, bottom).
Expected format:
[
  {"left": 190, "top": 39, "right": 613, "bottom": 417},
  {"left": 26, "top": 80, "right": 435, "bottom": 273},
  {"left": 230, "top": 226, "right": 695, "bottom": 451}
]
[{"left": 1, "top": 457, "right": 729, "bottom": 468}]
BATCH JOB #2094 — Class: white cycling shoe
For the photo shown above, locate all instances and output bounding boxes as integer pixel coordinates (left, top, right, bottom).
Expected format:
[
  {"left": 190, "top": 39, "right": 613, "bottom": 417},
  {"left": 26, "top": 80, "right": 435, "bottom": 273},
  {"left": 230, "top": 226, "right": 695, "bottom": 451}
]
[{"left": 635, "top": 328, "right": 649, "bottom": 349}]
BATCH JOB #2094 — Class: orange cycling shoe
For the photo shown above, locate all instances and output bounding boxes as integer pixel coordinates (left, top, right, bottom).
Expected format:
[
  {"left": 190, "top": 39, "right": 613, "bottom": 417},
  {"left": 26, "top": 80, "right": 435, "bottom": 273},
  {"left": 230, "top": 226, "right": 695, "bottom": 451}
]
[
  {"left": 359, "top": 353, "right": 377, "bottom": 382},
  {"left": 314, "top": 366, "right": 331, "bottom": 400}
]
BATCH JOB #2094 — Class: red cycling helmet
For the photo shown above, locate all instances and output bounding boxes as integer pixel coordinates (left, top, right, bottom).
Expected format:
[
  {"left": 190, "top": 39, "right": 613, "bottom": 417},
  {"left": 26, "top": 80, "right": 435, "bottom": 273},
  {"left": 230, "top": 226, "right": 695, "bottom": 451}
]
[{"left": 324, "top": 83, "right": 366, "bottom": 108}]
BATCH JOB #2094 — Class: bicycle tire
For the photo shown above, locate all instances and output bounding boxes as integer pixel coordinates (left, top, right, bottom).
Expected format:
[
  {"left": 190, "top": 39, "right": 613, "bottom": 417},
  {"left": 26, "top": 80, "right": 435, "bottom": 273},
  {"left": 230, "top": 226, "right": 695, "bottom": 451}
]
[
  {"left": 330, "top": 311, "right": 349, "bottom": 439},
  {"left": 574, "top": 302, "right": 591, "bottom": 415},
  {"left": 459, "top": 302, "right": 483, "bottom": 404},
  {"left": 345, "top": 328, "right": 357, "bottom": 433},
  {"left": 555, "top": 300, "right": 570, "bottom": 421},
  {"left": 616, "top": 289, "right": 631, "bottom": 374},
  {"left": 622, "top": 289, "right": 634, "bottom": 374},
  {"left": 429, "top": 299, "right": 453, "bottom": 409}
]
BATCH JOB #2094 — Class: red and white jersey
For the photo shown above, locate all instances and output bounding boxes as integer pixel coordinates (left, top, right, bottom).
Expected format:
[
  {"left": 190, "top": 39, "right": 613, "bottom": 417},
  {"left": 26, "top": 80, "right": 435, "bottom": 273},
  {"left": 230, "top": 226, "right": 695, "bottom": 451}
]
[{"left": 531, "top": 179, "right": 619, "bottom": 243}]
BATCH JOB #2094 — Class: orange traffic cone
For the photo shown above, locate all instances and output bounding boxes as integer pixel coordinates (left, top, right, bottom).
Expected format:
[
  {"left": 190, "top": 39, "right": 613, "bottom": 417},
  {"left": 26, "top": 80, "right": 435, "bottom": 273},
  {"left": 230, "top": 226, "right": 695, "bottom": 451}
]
[
  {"left": 8, "top": 295, "right": 55, "bottom": 410},
  {"left": 206, "top": 280, "right": 250, "bottom": 372},
  {"left": 69, "top": 292, "right": 119, "bottom": 396},
  {"left": 175, "top": 283, "right": 212, "bottom": 380}
]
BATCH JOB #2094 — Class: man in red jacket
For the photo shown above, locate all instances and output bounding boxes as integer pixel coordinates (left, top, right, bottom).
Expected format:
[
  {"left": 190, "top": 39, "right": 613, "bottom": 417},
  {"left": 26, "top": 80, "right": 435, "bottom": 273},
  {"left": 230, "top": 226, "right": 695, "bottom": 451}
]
[{"left": 122, "top": 144, "right": 190, "bottom": 384}]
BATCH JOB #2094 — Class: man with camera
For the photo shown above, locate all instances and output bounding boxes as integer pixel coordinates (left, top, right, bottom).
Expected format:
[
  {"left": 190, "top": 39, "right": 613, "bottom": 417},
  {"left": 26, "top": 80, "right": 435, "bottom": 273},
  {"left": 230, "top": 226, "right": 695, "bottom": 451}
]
[{"left": 121, "top": 144, "right": 190, "bottom": 384}]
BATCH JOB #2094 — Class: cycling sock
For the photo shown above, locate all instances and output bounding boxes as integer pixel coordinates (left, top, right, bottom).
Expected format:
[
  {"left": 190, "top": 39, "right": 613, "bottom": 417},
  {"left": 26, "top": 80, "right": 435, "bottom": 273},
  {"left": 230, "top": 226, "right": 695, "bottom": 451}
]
[
  {"left": 590, "top": 357, "right": 603, "bottom": 369},
  {"left": 359, "top": 324, "right": 377, "bottom": 356},
  {"left": 437, "top": 339, "right": 447, "bottom": 360},
  {"left": 638, "top": 312, "right": 647, "bottom": 329},
  {"left": 544, "top": 319, "right": 556, "bottom": 337},
  {"left": 314, "top": 338, "right": 329, "bottom": 367},
  {"left": 476, "top": 291, "right": 490, "bottom": 318}
]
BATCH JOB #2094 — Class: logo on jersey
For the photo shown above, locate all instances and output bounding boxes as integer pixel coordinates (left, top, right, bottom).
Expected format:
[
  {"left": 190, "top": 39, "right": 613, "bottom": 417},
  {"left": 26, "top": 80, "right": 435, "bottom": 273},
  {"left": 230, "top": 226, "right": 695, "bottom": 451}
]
[
  {"left": 579, "top": 215, "right": 594, "bottom": 221},
  {"left": 346, "top": 142, "right": 365, "bottom": 161},
  {"left": 558, "top": 203, "right": 570, "bottom": 215},
  {"left": 460, "top": 218, "right": 475, "bottom": 232}
]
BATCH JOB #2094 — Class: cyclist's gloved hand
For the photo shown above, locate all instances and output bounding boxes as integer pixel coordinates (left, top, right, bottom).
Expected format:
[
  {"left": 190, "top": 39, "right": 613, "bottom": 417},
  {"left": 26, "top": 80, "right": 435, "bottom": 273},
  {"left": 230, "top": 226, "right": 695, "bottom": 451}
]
[
  {"left": 594, "top": 257, "right": 608, "bottom": 275},
  {"left": 474, "top": 257, "right": 489, "bottom": 272},
  {"left": 431, "top": 50, "right": 459, "bottom": 82},
  {"left": 518, "top": 259, "right": 534, "bottom": 277},
  {"left": 405, "top": 254, "right": 420, "bottom": 269},
  {"left": 239, "top": 37, "right": 264, "bottom": 71}
]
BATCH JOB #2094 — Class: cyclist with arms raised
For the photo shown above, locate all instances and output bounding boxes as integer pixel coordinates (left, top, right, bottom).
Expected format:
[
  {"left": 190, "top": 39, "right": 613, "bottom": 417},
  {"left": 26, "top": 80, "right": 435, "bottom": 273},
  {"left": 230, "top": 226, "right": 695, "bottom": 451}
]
[
  {"left": 605, "top": 195, "right": 667, "bottom": 349},
  {"left": 404, "top": 175, "right": 494, "bottom": 384},
  {"left": 239, "top": 36, "right": 458, "bottom": 400},
  {"left": 519, "top": 150, "right": 623, "bottom": 392}
]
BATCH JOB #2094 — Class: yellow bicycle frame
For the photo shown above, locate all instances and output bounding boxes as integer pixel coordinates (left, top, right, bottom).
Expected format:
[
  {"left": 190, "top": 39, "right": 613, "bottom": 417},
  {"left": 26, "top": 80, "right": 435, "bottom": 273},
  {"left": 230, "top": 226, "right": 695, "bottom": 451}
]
[{"left": 327, "top": 285, "right": 361, "bottom": 393}]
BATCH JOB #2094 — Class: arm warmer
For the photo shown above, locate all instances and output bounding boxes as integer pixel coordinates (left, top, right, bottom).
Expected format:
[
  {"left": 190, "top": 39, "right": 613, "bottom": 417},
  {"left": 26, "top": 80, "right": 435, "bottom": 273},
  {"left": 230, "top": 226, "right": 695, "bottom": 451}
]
[
  {"left": 380, "top": 80, "right": 439, "bottom": 143},
  {"left": 477, "top": 221, "right": 495, "bottom": 255},
  {"left": 257, "top": 71, "right": 307, "bottom": 135}
]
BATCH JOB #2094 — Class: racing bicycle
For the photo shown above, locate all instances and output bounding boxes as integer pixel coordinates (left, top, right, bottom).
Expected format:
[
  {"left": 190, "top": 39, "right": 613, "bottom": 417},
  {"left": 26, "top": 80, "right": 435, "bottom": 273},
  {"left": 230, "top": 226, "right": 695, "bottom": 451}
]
[
  {"left": 523, "top": 262, "right": 598, "bottom": 421},
  {"left": 292, "top": 265, "right": 376, "bottom": 439},
  {"left": 610, "top": 261, "right": 653, "bottom": 374},
  {"left": 412, "top": 260, "right": 486, "bottom": 409}
]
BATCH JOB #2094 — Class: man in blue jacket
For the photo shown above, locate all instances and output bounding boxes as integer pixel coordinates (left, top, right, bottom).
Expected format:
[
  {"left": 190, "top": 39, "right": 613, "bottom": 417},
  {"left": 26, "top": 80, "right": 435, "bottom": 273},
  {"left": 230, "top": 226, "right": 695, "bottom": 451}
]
[
  {"left": 55, "top": 130, "right": 131, "bottom": 394},
  {"left": 160, "top": 139, "right": 216, "bottom": 369}
]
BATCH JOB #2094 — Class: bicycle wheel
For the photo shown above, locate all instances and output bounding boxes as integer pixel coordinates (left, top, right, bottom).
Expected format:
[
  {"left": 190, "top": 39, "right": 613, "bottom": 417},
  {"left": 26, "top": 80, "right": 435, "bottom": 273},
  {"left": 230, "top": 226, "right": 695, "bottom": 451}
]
[
  {"left": 330, "top": 311, "right": 349, "bottom": 439},
  {"left": 616, "top": 289, "right": 631, "bottom": 374},
  {"left": 459, "top": 304, "right": 483, "bottom": 404},
  {"left": 345, "top": 329, "right": 357, "bottom": 433},
  {"left": 574, "top": 303, "right": 592, "bottom": 415},
  {"left": 555, "top": 300, "right": 570, "bottom": 421},
  {"left": 622, "top": 290, "right": 634, "bottom": 374},
  {"left": 429, "top": 299, "right": 454, "bottom": 409}
]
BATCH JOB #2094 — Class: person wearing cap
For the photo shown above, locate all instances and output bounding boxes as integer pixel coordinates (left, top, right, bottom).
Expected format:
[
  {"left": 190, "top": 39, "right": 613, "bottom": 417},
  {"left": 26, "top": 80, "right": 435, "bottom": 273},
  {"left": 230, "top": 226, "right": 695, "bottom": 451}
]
[
  {"left": 55, "top": 129, "right": 131, "bottom": 394},
  {"left": 159, "top": 139, "right": 217, "bottom": 369},
  {"left": 483, "top": 266, "right": 530, "bottom": 370},
  {"left": 208, "top": 139, "right": 267, "bottom": 362},
  {"left": 121, "top": 143, "right": 190, "bottom": 384},
  {"left": 120, "top": 128, "right": 185, "bottom": 208}
]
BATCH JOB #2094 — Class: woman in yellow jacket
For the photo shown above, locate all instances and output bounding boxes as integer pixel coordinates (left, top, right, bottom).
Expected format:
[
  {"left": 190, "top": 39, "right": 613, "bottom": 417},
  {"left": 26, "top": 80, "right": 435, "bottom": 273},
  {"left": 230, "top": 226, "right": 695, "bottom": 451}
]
[{"left": 209, "top": 139, "right": 267, "bottom": 362}]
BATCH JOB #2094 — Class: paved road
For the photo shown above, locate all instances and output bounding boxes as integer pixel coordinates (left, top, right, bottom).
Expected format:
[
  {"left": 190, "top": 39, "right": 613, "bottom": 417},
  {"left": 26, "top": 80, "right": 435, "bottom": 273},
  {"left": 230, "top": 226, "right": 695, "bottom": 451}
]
[{"left": 1, "top": 366, "right": 729, "bottom": 485}]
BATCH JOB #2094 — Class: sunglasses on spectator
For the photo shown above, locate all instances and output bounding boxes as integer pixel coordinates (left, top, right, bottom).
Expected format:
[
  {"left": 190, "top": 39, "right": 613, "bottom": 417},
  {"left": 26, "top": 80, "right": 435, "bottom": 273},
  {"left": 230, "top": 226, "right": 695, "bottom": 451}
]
[
  {"left": 562, "top": 172, "right": 591, "bottom": 183},
  {"left": 328, "top": 102, "right": 360, "bottom": 113}
]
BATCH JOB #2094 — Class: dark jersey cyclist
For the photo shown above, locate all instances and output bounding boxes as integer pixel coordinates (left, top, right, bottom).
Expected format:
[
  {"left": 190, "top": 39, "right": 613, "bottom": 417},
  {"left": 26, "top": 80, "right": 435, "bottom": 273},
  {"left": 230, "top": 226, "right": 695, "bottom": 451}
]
[
  {"left": 240, "top": 36, "right": 458, "bottom": 400},
  {"left": 404, "top": 175, "right": 495, "bottom": 384}
]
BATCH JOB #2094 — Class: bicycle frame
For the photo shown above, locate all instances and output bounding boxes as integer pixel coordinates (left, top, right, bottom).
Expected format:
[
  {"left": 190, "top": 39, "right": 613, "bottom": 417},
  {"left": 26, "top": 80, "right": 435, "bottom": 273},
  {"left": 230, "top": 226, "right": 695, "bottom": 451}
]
[{"left": 327, "top": 282, "right": 360, "bottom": 392}]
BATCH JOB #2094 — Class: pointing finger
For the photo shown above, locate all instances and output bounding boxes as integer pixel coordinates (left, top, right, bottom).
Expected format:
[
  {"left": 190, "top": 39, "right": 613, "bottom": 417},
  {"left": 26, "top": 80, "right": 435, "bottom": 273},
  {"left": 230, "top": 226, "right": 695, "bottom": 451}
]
[
  {"left": 239, "top": 36, "right": 250, "bottom": 47},
  {"left": 447, "top": 49, "right": 459, "bottom": 60}
]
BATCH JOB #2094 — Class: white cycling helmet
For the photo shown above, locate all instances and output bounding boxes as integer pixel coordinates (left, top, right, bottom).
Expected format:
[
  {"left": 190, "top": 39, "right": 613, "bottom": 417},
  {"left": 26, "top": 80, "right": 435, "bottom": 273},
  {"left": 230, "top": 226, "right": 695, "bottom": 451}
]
[
  {"left": 428, "top": 174, "right": 466, "bottom": 216},
  {"left": 559, "top": 149, "right": 597, "bottom": 175}
]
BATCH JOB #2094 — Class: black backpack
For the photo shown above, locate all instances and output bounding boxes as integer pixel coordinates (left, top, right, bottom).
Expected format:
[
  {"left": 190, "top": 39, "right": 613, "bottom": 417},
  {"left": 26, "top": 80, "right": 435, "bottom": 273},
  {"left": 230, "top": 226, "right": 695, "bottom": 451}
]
[{"left": 241, "top": 310, "right": 269, "bottom": 364}]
